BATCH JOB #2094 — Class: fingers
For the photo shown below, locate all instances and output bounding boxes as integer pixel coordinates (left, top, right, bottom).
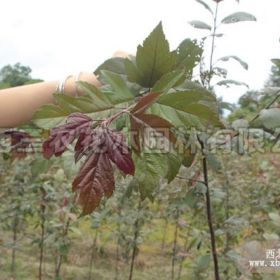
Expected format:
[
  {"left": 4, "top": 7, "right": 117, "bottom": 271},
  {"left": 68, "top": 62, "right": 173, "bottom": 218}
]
[
  {"left": 64, "top": 72, "right": 101, "bottom": 97},
  {"left": 78, "top": 72, "right": 101, "bottom": 87},
  {"left": 113, "top": 50, "right": 131, "bottom": 58}
]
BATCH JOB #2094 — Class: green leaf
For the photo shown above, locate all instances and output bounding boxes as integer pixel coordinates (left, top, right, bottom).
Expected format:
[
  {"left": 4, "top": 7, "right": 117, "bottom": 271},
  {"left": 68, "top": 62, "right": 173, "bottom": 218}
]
[
  {"left": 269, "top": 212, "right": 280, "bottom": 226},
  {"left": 150, "top": 86, "right": 222, "bottom": 129},
  {"left": 33, "top": 79, "right": 134, "bottom": 129},
  {"left": 212, "top": 33, "right": 224, "bottom": 38},
  {"left": 195, "top": 0, "right": 213, "bottom": 15},
  {"left": 125, "top": 22, "right": 177, "bottom": 88},
  {"left": 158, "top": 89, "right": 215, "bottom": 105},
  {"left": 197, "top": 254, "right": 211, "bottom": 270},
  {"left": 31, "top": 158, "right": 53, "bottom": 178},
  {"left": 150, "top": 102, "right": 205, "bottom": 129},
  {"left": 216, "top": 79, "right": 248, "bottom": 88},
  {"left": 218, "top": 55, "right": 248, "bottom": 70},
  {"left": 219, "top": 101, "right": 235, "bottom": 112},
  {"left": 32, "top": 104, "right": 67, "bottom": 129},
  {"left": 231, "top": 119, "right": 249, "bottom": 130},
  {"left": 101, "top": 70, "right": 135, "bottom": 101},
  {"left": 184, "top": 189, "right": 200, "bottom": 208},
  {"left": 94, "top": 57, "right": 126, "bottom": 76},
  {"left": 152, "top": 69, "right": 185, "bottom": 93},
  {"left": 182, "top": 148, "right": 196, "bottom": 167},
  {"left": 271, "top": 59, "right": 280, "bottom": 68},
  {"left": 33, "top": 89, "right": 114, "bottom": 129},
  {"left": 259, "top": 108, "right": 280, "bottom": 129},
  {"left": 134, "top": 152, "right": 168, "bottom": 200},
  {"left": 263, "top": 233, "right": 279, "bottom": 241},
  {"left": 156, "top": 90, "right": 221, "bottom": 127},
  {"left": 166, "top": 153, "right": 182, "bottom": 183},
  {"left": 72, "top": 83, "right": 109, "bottom": 106},
  {"left": 176, "top": 39, "right": 203, "bottom": 77},
  {"left": 195, "top": 183, "right": 207, "bottom": 195},
  {"left": 221, "top": 12, "right": 256, "bottom": 24},
  {"left": 189, "top": 20, "right": 212, "bottom": 30},
  {"left": 124, "top": 59, "right": 142, "bottom": 84},
  {"left": 206, "top": 154, "right": 222, "bottom": 172},
  {"left": 214, "top": 67, "right": 227, "bottom": 78}
]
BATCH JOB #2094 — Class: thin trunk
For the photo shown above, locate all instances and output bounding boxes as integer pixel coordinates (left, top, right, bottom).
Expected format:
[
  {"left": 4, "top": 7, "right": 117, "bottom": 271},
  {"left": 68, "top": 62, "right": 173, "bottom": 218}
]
[
  {"left": 220, "top": 155, "right": 231, "bottom": 280},
  {"left": 88, "top": 229, "right": 98, "bottom": 280},
  {"left": 200, "top": 141, "right": 220, "bottom": 280},
  {"left": 161, "top": 218, "right": 168, "bottom": 252},
  {"left": 115, "top": 241, "right": 120, "bottom": 280},
  {"left": 177, "top": 227, "right": 192, "bottom": 280},
  {"left": 55, "top": 218, "right": 70, "bottom": 279},
  {"left": 39, "top": 188, "right": 46, "bottom": 280},
  {"left": 171, "top": 210, "right": 179, "bottom": 280},
  {"left": 115, "top": 224, "right": 120, "bottom": 280},
  {"left": 128, "top": 200, "right": 142, "bottom": 280},
  {"left": 11, "top": 209, "right": 19, "bottom": 277}
]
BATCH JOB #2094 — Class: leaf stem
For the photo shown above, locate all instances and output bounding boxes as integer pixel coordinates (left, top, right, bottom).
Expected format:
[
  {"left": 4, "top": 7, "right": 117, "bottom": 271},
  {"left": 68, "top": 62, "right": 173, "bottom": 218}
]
[
  {"left": 103, "top": 104, "right": 134, "bottom": 127},
  {"left": 39, "top": 187, "right": 47, "bottom": 280},
  {"left": 209, "top": 2, "right": 219, "bottom": 87},
  {"left": 176, "top": 175, "right": 206, "bottom": 185},
  {"left": 128, "top": 199, "right": 142, "bottom": 280},
  {"left": 171, "top": 209, "right": 179, "bottom": 280},
  {"left": 249, "top": 90, "right": 280, "bottom": 124},
  {"left": 199, "top": 139, "right": 220, "bottom": 280},
  {"left": 209, "top": 89, "right": 280, "bottom": 153}
]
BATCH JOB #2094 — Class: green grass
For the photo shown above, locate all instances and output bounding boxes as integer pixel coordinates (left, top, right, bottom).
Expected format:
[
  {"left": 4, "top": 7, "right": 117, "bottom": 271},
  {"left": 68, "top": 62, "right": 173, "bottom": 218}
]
[{"left": 0, "top": 221, "right": 191, "bottom": 280}]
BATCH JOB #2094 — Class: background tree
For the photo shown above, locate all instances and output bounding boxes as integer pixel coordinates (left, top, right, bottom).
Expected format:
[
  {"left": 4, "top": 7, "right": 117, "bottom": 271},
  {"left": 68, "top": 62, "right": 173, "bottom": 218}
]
[
  {"left": 266, "top": 59, "right": 280, "bottom": 88},
  {"left": 0, "top": 63, "right": 43, "bottom": 89}
]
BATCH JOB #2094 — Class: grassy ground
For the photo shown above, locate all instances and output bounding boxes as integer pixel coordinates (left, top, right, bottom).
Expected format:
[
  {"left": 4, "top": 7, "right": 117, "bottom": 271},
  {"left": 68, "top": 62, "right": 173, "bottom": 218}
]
[
  {"left": 0, "top": 219, "right": 192, "bottom": 280},
  {"left": 1, "top": 153, "right": 280, "bottom": 279}
]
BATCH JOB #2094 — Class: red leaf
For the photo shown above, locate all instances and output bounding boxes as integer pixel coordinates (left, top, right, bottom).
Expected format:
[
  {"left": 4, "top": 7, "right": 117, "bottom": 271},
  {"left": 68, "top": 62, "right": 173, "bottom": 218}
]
[
  {"left": 42, "top": 113, "right": 93, "bottom": 159},
  {"left": 42, "top": 114, "right": 135, "bottom": 215},
  {"left": 72, "top": 127, "right": 134, "bottom": 214},
  {"left": 74, "top": 132, "right": 96, "bottom": 162},
  {"left": 4, "top": 130, "right": 34, "bottom": 160},
  {"left": 104, "top": 128, "right": 135, "bottom": 175},
  {"left": 136, "top": 114, "right": 177, "bottom": 145},
  {"left": 73, "top": 152, "right": 115, "bottom": 214},
  {"left": 130, "top": 113, "right": 177, "bottom": 152},
  {"left": 130, "top": 115, "right": 144, "bottom": 153},
  {"left": 131, "top": 92, "right": 161, "bottom": 115}
]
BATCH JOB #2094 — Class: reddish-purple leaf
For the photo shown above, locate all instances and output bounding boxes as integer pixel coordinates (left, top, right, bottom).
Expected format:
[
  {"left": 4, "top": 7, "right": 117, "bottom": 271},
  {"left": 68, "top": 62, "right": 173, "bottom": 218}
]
[
  {"left": 73, "top": 151, "right": 115, "bottom": 214},
  {"left": 130, "top": 115, "right": 144, "bottom": 153},
  {"left": 130, "top": 113, "right": 177, "bottom": 153},
  {"left": 104, "top": 128, "right": 135, "bottom": 175},
  {"left": 42, "top": 113, "right": 135, "bottom": 215},
  {"left": 136, "top": 114, "right": 177, "bottom": 145},
  {"left": 42, "top": 113, "right": 93, "bottom": 159},
  {"left": 72, "top": 127, "right": 135, "bottom": 214},
  {"left": 74, "top": 132, "right": 96, "bottom": 163},
  {"left": 3, "top": 130, "right": 34, "bottom": 159},
  {"left": 131, "top": 92, "right": 161, "bottom": 115}
]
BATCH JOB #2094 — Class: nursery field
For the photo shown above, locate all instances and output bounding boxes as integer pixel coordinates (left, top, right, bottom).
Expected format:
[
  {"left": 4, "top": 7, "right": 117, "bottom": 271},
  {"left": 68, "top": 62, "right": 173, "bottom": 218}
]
[
  {"left": 1, "top": 153, "right": 280, "bottom": 280},
  {"left": 1, "top": 0, "right": 280, "bottom": 279}
]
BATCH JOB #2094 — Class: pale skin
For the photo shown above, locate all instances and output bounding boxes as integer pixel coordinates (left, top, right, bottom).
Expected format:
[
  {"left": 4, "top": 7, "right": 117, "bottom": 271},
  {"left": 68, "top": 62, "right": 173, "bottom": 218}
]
[{"left": 0, "top": 51, "right": 129, "bottom": 128}]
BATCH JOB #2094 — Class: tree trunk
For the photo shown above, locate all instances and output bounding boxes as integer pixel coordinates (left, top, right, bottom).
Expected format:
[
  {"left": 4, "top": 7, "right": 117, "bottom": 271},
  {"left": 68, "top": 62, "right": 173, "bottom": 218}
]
[
  {"left": 128, "top": 200, "right": 142, "bottom": 280},
  {"left": 171, "top": 209, "right": 179, "bottom": 280},
  {"left": 39, "top": 188, "right": 46, "bottom": 280},
  {"left": 88, "top": 230, "right": 98, "bottom": 280},
  {"left": 11, "top": 210, "right": 19, "bottom": 278},
  {"left": 55, "top": 219, "right": 70, "bottom": 279}
]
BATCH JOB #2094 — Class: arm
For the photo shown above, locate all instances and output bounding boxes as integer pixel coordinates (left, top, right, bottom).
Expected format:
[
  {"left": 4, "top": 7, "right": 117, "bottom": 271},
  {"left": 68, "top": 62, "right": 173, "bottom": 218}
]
[
  {"left": 0, "top": 51, "right": 130, "bottom": 128},
  {"left": 0, "top": 73, "right": 100, "bottom": 128}
]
